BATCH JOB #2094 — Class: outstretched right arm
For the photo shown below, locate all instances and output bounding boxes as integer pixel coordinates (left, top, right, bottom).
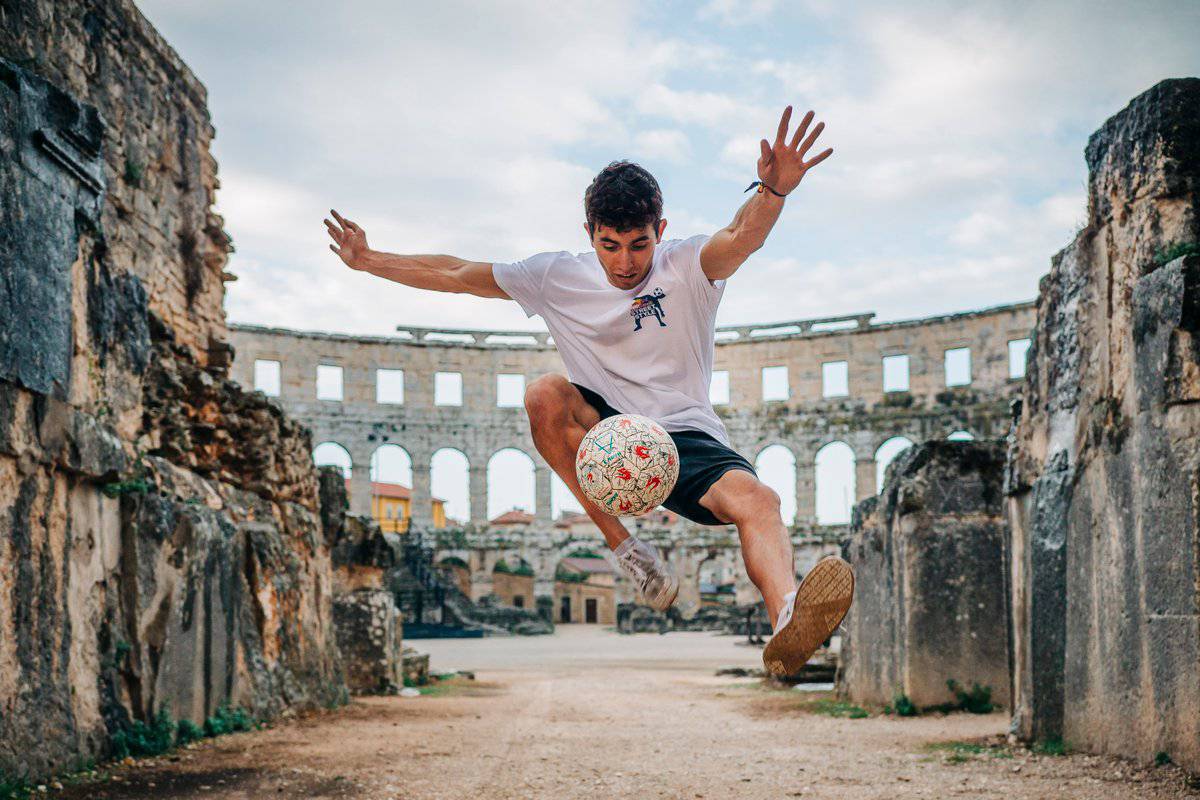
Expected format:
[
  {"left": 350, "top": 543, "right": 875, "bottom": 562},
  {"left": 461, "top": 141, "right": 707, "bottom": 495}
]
[{"left": 324, "top": 209, "right": 510, "bottom": 300}]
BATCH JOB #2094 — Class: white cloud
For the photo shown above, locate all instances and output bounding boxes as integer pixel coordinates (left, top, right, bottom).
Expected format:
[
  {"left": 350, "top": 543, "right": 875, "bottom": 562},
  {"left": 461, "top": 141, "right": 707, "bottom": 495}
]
[
  {"left": 698, "top": 0, "right": 781, "bottom": 25},
  {"left": 633, "top": 129, "right": 692, "bottom": 164},
  {"left": 138, "top": 0, "right": 1199, "bottom": 335}
]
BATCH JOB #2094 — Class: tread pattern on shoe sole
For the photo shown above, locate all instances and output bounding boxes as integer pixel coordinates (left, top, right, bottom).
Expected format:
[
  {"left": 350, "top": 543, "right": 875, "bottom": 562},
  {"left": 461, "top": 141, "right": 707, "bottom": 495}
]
[{"left": 763, "top": 556, "right": 855, "bottom": 677}]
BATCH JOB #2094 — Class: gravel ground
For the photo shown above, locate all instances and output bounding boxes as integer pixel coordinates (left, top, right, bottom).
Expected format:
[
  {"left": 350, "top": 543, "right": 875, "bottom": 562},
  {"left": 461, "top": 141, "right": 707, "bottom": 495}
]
[{"left": 55, "top": 627, "right": 1200, "bottom": 799}]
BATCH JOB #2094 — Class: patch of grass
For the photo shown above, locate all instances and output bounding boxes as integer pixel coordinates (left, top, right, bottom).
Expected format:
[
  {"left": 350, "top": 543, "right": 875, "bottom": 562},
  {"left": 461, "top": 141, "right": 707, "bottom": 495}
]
[
  {"left": 926, "top": 741, "right": 987, "bottom": 755},
  {"left": 1153, "top": 241, "right": 1200, "bottom": 267},
  {"left": 176, "top": 719, "right": 203, "bottom": 745},
  {"left": 0, "top": 772, "right": 31, "bottom": 800},
  {"left": 100, "top": 478, "right": 152, "bottom": 498},
  {"left": 415, "top": 677, "right": 502, "bottom": 698},
  {"left": 123, "top": 158, "right": 145, "bottom": 188},
  {"left": 111, "top": 707, "right": 175, "bottom": 759},
  {"left": 1032, "top": 737, "right": 1067, "bottom": 756},
  {"left": 923, "top": 740, "right": 1012, "bottom": 764},
  {"left": 204, "top": 705, "right": 254, "bottom": 737},
  {"left": 947, "top": 680, "right": 994, "bottom": 714},
  {"left": 890, "top": 692, "right": 918, "bottom": 717},
  {"left": 808, "top": 699, "right": 870, "bottom": 719}
]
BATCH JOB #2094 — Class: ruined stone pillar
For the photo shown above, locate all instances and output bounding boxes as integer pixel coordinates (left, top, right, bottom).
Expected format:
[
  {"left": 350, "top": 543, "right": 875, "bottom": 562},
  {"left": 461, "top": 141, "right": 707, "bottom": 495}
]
[
  {"left": 468, "top": 464, "right": 488, "bottom": 525},
  {"left": 854, "top": 456, "right": 876, "bottom": 502},
  {"left": 794, "top": 460, "right": 816, "bottom": 524},
  {"left": 409, "top": 456, "right": 434, "bottom": 529},
  {"left": 348, "top": 451, "right": 373, "bottom": 517},
  {"left": 534, "top": 464, "right": 552, "bottom": 521}
]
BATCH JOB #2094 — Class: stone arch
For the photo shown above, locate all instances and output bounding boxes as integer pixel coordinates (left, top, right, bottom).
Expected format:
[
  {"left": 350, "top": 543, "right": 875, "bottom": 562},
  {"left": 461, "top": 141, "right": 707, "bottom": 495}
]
[
  {"left": 754, "top": 443, "right": 797, "bottom": 524},
  {"left": 436, "top": 553, "right": 472, "bottom": 596},
  {"left": 814, "top": 440, "right": 856, "bottom": 525},
  {"left": 487, "top": 447, "right": 536, "bottom": 520},
  {"left": 431, "top": 447, "right": 470, "bottom": 525},
  {"left": 874, "top": 436, "right": 915, "bottom": 493},
  {"left": 313, "top": 441, "right": 352, "bottom": 478},
  {"left": 369, "top": 443, "right": 412, "bottom": 486}
]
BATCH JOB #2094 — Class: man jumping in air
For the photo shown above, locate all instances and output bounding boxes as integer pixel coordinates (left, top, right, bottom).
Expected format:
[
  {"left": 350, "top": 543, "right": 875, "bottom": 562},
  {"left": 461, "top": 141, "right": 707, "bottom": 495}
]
[{"left": 325, "top": 106, "right": 854, "bottom": 675}]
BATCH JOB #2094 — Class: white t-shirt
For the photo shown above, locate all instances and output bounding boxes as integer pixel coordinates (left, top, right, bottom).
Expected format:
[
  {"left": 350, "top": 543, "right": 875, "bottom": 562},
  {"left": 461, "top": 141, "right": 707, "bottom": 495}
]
[{"left": 493, "top": 234, "right": 731, "bottom": 445}]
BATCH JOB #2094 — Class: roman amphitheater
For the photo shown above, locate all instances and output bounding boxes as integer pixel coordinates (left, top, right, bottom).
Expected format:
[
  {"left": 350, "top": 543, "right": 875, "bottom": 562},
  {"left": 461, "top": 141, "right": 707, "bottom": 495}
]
[{"left": 227, "top": 301, "right": 1035, "bottom": 613}]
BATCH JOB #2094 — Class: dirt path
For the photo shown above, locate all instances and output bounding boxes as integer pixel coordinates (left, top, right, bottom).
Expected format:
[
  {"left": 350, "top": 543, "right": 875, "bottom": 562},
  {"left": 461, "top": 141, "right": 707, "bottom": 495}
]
[{"left": 60, "top": 628, "right": 1197, "bottom": 799}]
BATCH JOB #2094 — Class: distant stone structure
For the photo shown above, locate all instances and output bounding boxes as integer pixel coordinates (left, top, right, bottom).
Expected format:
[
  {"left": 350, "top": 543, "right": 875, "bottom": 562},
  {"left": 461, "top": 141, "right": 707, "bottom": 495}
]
[
  {"left": 228, "top": 302, "right": 1035, "bottom": 619},
  {"left": 840, "top": 441, "right": 1010, "bottom": 709},
  {"left": 1006, "top": 78, "right": 1200, "bottom": 769},
  {"left": 229, "top": 302, "right": 1035, "bottom": 526},
  {"left": 324, "top": 468, "right": 405, "bottom": 695}
]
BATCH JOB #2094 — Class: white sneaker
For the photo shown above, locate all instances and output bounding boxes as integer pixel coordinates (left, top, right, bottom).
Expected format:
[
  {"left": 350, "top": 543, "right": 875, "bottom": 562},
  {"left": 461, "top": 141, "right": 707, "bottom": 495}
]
[
  {"left": 763, "top": 556, "right": 855, "bottom": 677},
  {"left": 614, "top": 537, "right": 679, "bottom": 612}
]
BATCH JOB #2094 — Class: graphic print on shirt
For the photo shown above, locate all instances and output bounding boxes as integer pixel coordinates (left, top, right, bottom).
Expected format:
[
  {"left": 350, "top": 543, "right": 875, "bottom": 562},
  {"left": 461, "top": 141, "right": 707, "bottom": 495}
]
[{"left": 630, "top": 288, "right": 667, "bottom": 331}]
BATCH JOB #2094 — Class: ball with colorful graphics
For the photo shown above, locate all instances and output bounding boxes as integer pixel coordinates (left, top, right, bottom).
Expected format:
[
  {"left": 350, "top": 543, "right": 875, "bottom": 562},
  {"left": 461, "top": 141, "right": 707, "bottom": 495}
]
[{"left": 575, "top": 414, "right": 679, "bottom": 516}]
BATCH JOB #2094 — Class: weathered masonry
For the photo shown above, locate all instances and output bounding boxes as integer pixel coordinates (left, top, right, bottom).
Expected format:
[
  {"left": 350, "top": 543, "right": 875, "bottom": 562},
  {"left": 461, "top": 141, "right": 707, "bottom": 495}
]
[{"left": 228, "top": 302, "right": 1035, "bottom": 528}]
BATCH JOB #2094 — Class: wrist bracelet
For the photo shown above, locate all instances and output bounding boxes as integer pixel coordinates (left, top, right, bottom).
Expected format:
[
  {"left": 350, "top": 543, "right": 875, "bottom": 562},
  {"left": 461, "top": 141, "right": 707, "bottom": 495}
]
[{"left": 744, "top": 180, "right": 787, "bottom": 197}]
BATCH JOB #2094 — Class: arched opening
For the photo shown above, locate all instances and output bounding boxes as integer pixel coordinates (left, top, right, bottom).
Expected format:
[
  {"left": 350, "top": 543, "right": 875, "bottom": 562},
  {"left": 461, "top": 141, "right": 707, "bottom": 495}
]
[
  {"left": 437, "top": 556, "right": 471, "bottom": 596},
  {"left": 487, "top": 448, "right": 535, "bottom": 521},
  {"left": 313, "top": 441, "right": 352, "bottom": 478},
  {"left": 551, "top": 471, "right": 584, "bottom": 520},
  {"left": 815, "top": 441, "right": 856, "bottom": 525},
  {"left": 431, "top": 448, "right": 470, "bottom": 526},
  {"left": 754, "top": 444, "right": 797, "bottom": 524},
  {"left": 874, "top": 436, "right": 915, "bottom": 493},
  {"left": 368, "top": 444, "right": 414, "bottom": 532},
  {"left": 947, "top": 430, "right": 975, "bottom": 441},
  {"left": 370, "top": 443, "right": 412, "bottom": 486}
]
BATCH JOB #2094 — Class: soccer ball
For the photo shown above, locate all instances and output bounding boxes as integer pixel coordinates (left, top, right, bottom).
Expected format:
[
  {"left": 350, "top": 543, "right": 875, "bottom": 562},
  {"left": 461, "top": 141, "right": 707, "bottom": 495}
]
[{"left": 576, "top": 414, "right": 679, "bottom": 516}]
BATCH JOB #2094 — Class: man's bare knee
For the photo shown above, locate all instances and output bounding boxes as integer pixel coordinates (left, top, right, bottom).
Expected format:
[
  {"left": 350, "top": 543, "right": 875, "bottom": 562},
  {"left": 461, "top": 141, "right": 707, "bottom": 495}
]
[
  {"left": 704, "top": 472, "right": 780, "bottom": 526},
  {"left": 526, "top": 374, "right": 583, "bottom": 435}
]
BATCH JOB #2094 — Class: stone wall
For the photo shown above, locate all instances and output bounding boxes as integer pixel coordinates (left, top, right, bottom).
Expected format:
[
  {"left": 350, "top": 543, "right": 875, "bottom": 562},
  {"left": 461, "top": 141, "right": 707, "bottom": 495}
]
[
  {"left": 325, "top": 468, "right": 405, "bottom": 695},
  {"left": 840, "top": 441, "right": 1010, "bottom": 709},
  {"left": 1006, "top": 78, "right": 1200, "bottom": 768},
  {"left": 229, "top": 301, "right": 1034, "bottom": 523},
  {"left": 0, "top": 0, "right": 347, "bottom": 783}
]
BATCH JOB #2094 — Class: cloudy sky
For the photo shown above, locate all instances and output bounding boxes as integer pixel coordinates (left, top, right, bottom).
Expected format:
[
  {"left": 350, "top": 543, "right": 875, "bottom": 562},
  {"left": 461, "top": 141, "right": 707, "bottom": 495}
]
[
  {"left": 139, "top": 1, "right": 1199, "bottom": 523},
  {"left": 140, "top": 0, "right": 1200, "bottom": 336}
]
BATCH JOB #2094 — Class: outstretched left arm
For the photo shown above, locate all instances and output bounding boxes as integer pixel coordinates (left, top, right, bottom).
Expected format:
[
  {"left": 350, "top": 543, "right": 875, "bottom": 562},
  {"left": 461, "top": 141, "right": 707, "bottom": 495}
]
[{"left": 700, "top": 106, "right": 833, "bottom": 281}]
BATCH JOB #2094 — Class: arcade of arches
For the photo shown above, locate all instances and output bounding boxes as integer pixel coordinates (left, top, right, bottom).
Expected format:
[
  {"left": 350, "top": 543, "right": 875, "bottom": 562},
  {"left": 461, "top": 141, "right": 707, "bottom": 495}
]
[{"left": 229, "top": 302, "right": 1033, "bottom": 616}]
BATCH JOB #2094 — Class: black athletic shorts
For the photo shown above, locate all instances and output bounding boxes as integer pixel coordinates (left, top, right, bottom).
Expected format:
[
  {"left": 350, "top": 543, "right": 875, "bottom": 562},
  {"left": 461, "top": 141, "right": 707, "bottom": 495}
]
[{"left": 571, "top": 382, "right": 757, "bottom": 526}]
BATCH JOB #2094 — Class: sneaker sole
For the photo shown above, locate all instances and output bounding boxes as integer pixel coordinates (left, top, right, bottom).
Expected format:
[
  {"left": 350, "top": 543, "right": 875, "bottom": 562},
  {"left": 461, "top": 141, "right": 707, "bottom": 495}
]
[{"left": 762, "top": 556, "right": 855, "bottom": 677}]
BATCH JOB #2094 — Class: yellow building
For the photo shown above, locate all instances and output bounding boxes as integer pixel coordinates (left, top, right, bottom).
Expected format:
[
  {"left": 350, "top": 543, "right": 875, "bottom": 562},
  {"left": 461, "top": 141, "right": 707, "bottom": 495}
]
[{"left": 344, "top": 479, "right": 447, "bottom": 532}]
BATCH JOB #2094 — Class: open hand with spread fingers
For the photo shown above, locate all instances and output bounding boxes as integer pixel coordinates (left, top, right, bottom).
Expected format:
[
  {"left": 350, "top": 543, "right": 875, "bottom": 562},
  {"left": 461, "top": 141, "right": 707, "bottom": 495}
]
[
  {"left": 325, "top": 209, "right": 370, "bottom": 270},
  {"left": 756, "top": 106, "right": 833, "bottom": 196}
]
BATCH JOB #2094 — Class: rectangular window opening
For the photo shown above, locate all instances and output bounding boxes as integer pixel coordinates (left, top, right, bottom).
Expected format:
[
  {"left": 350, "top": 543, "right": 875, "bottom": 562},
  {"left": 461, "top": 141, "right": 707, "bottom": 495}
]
[
  {"left": 376, "top": 368, "right": 404, "bottom": 404},
  {"left": 1008, "top": 338, "right": 1031, "bottom": 379},
  {"left": 254, "top": 359, "right": 281, "bottom": 397},
  {"left": 435, "top": 371, "right": 463, "bottom": 406},
  {"left": 944, "top": 347, "right": 972, "bottom": 387},
  {"left": 316, "top": 364, "right": 343, "bottom": 401},
  {"left": 762, "top": 365, "right": 788, "bottom": 402},
  {"left": 710, "top": 370, "right": 730, "bottom": 406},
  {"left": 496, "top": 373, "right": 525, "bottom": 407},
  {"left": 822, "top": 360, "right": 849, "bottom": 398},
  {"left": 882, "top": 354, "right": 909, "bottom": 393}
]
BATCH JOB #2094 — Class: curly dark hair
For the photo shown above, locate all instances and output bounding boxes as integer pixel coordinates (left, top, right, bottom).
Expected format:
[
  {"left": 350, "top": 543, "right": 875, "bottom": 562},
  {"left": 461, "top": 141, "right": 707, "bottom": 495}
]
[{"left": 583, "top": 160, "right": 664, "bottom": 238}]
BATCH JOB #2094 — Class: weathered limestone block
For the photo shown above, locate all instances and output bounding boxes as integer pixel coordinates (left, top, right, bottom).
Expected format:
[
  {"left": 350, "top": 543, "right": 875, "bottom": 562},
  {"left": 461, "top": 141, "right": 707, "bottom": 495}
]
[
  {"left": 1, "top": 1, "right": 352, "bottom": 782},
  {"left": 334, "top": 590, "right": 402, "bottom": 695},
  {"left": 1007, "top": 78, "right": 1200, "bottom": 769},
  {"left": 841, "top": 440, "right": 1010, "bottom": 709},
  {"left": 402, "top": 647, "right": 430, "bottom": 687}
]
